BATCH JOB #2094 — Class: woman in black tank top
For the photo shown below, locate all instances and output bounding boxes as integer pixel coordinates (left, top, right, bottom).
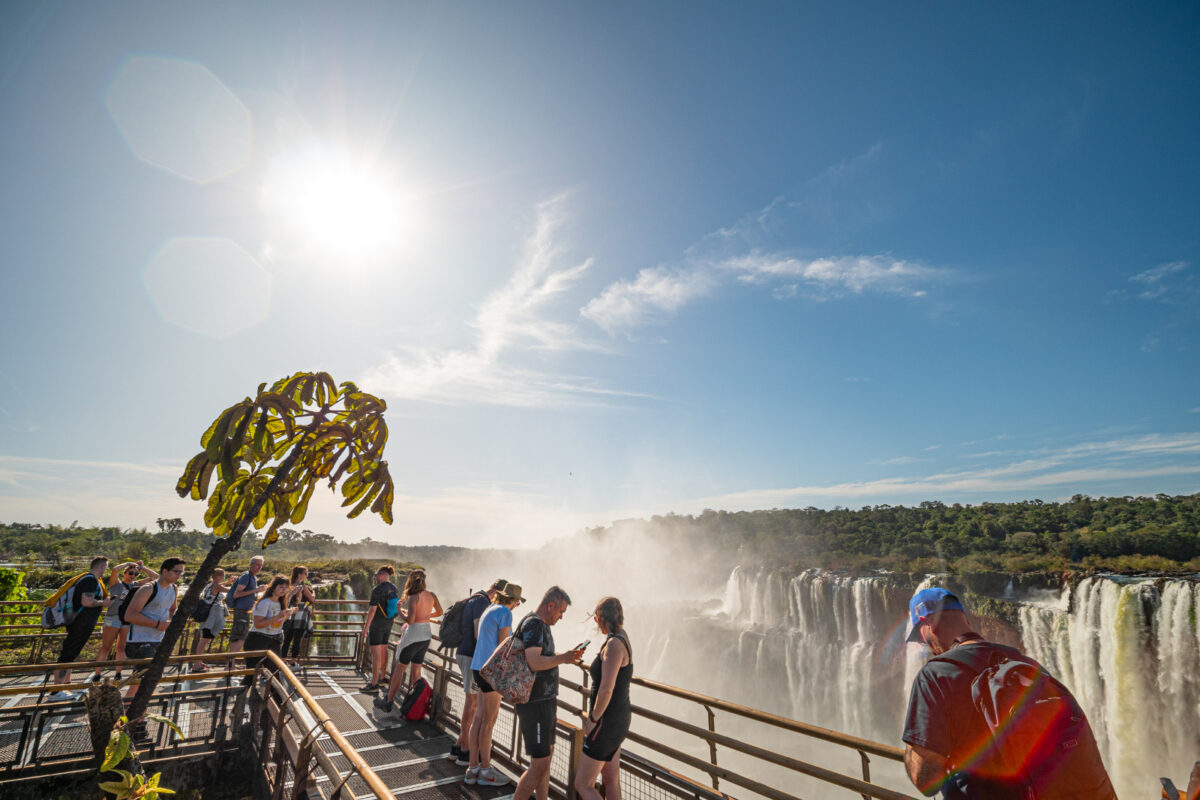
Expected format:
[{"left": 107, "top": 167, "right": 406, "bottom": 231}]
[{"left": 574, "top": 596, "right": 634, "bottom": 800}]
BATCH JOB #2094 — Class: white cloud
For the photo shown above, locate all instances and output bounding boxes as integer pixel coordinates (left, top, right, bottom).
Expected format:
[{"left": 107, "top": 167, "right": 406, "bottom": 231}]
[
  {"left": 1130, "top": 260, "right": 1189, "bottom": 300},
  {"left": 722, "top": 253, "right": 947, "bottom": 297},
  {"left": 365, "top": 196, "right": 645, "bottom": 408},
  {"left": 580, "top": 266, "right": 715, "bottom": 334},
  {"left": 690, "top": 432, "right": 1200, "bottom": 510}
]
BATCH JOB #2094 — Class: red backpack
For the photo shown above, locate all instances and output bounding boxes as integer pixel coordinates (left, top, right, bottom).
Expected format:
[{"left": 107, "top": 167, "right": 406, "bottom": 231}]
[{"left": 399, "top": 677, "right": 432, "bottom": 721}]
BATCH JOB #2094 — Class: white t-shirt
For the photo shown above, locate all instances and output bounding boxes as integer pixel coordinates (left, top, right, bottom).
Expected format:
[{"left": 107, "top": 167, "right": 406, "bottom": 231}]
[{"left": 253, "top": 597, "right": 284, "bottom": 637}]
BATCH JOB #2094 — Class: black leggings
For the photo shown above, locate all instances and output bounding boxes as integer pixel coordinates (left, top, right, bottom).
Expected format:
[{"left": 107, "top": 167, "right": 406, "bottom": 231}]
[
  {"left": 242, "top": 631, "right": 282, "bottom": 673},
  {"left": 280, "top": 625, "right": 305, "bottom": 659}
]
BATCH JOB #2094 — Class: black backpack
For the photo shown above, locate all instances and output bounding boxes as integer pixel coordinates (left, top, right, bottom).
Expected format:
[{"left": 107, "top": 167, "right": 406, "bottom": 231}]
[
  {"left": 438, "top": 592, "right": 480, "bottom": 651},
  {"left": 117, "top": 582, "right": 159, "bottom": 626},
  {"left": 191, "top": 585, "right": 216, "bottom": 622},
  {"left": 933, "top": 644, "right": 1116, "bottom": 800}
]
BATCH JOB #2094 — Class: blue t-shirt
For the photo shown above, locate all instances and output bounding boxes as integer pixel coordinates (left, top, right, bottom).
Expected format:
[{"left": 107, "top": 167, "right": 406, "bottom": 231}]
[
  {"left": 228, "top": 571, "right": 258, "bottom": 611},
  {"left": 458, "top": 592, "right": 491, "bottom": 658},
  {"left": 471, "top": 604, "right": 513, "bottom": 672}
]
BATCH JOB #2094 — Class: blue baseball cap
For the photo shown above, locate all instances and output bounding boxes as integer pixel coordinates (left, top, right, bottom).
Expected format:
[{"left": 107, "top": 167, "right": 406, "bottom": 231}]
[{"left": 906, "top": 587, "right": 964, "bottom": 642}]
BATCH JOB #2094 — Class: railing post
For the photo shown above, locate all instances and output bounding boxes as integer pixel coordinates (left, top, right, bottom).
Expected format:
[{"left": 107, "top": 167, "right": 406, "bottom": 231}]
[
  {"left": 566, "top": 722, "right": 584, "bottom": 800},
  {"left": 292, "top": 734, "right": 315, "bottom": 800},
  {"left": 858, "top": 750, "right": 871, "bottom": 800},
  {"left": 431, "top": 660, "right": 448, "bottom": 725},
  {"left": 704, "top": 704, "right": 719, "bottom": 791}
]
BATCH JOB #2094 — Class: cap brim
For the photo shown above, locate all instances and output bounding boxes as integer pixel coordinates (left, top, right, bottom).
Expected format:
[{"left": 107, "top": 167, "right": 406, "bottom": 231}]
[{"left": 906, "top": 621, "right": 924, "bottom": 643}]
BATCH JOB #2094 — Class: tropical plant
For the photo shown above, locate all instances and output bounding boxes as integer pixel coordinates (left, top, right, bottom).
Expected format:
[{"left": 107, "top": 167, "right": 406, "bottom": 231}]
[
  {"left": 99, "top": 714, "right": 181, "bottom": 799},
  {"left": 122, "top": 371, "right": 395, "bottom": 726}
]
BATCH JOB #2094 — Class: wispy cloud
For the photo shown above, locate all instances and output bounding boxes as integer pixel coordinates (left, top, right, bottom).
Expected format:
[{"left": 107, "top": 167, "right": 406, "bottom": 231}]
[
  {"left": 366, "top": 196, "right": 647, "bottom": 408},
  {"left": 720, "top": 253, "right": 948, "bottom": 298},
  {"left": 691, "top": 432, "right": 1200, "bottom": 510},
  {"left": 1130, "top": 260, "right": 1189, "bottom": 301},
  {"left": 580, "top": 266, "right": 715, "bottom": 334}
]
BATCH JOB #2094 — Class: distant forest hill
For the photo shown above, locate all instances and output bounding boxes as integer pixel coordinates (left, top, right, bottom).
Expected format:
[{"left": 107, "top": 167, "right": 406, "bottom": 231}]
[
  {"left": 4, "top": 493, "right": 1200, "bottom": 579},
  {"left": 576, "top": 493, "right": 1200, "bottom": 575},
  {"left": 0, "top": 519, "right": 478, "bottom": 573}
]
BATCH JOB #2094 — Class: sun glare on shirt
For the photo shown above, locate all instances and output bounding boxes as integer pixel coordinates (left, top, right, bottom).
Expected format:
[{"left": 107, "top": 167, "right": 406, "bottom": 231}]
[{"left": 263, "top": 144, "right": 406, "bottom": 261}]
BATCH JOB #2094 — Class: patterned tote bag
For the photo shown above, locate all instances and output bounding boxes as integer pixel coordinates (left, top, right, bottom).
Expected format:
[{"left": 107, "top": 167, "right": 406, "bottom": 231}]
[{"left": 479, "top": 633, "right": 534, "bottom": 705}]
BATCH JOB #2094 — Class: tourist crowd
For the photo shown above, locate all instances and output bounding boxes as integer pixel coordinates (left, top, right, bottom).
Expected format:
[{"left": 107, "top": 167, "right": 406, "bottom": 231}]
[{"left": 41, "top": 553, "right": 1130, "bottom": 799}]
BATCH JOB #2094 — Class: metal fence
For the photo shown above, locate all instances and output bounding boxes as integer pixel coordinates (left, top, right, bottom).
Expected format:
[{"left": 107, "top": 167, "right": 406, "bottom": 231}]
[{"left": 0, "top": 650, "right": 397, "bottom": 800}]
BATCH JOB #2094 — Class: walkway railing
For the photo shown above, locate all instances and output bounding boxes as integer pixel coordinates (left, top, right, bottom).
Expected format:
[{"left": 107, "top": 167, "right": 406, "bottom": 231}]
[
  {"left": 0, "top": 596, "right": 916, "bottom": 800},
  {"left": 406, "top": 615, "right": 916, "bottom": 800},
  {"left": 0, "top": 649, "right": 398, "bottom": 800}
]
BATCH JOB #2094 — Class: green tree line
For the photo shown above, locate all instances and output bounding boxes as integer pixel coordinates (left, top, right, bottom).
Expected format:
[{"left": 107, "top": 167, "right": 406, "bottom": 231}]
[{"left": 582, "top": 493, "right": 1200, "bottom": 574}]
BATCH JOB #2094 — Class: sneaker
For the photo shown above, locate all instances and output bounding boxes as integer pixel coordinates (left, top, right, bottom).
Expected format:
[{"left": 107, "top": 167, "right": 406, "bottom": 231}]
[
  {"left": 372, "top": 697, "right": 394, "bottom": 713},
  {"left": 360, "top": 682, "right": 379, "bottom": 693},
  {"left": 476, "top": 767, "right": 509, "bottom": 787},
  {"left": 463, "top": 766, "right": 480, "bottom": 785},
  {"left": 89, "top": 674, "right": 101, "bottom": 683},
  {"left": 454, "top": 749, "right": 470, "bottom": 767},
  {"left": 445, "top": 744, "right": 462, "bottom": 761},
  {"left": 47, "top": 691, "right": 77, "bottom": 702}
]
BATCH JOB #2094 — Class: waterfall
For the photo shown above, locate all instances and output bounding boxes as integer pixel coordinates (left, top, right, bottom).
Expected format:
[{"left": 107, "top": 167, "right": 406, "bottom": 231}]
[
  {"left": 1020, "top": 576, "right": 1200, "bottom": 800},
  {"left": 698, "top": 567, "right": 1200, "bottom": 800}
]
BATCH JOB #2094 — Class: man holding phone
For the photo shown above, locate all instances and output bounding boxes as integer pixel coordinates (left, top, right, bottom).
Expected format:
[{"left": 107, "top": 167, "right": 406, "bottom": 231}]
[{"left": 511, "top": 586, "right": 586, "bottom": 800}]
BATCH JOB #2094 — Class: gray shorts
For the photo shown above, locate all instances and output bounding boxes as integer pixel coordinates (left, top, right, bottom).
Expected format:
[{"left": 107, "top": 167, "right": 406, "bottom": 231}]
[
  {"left": 231, "top": 609, "right": 252, "bottom": 642},
  {"left": 457, "top": 653, "right": 477, "bottom": 694}
]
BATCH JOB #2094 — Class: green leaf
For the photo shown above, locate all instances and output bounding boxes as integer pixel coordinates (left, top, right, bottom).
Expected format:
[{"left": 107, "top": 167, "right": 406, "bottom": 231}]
[
  {"left": 145, "top": 713, "right": 183, "bottom": 739},
  {"left": 204, "top": 406, "right": 238, "bottom": 462},
  {"left": 102, "top": 730, "right": 130, "bottom": 771}
]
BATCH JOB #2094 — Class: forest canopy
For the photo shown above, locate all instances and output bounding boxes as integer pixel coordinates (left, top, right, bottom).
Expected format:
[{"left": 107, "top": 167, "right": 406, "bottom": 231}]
[
  {"left": 4, "top": 492, "right": 1199, "bottom": 578},
  {"left": 577, "top": 493, "right": 1200, "bottom": 574}
]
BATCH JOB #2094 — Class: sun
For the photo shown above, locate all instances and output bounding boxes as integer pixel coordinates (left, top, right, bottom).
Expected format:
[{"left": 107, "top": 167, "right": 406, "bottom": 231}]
[{"left": 263, "top": 143, "right": 406, "bottom": 260}]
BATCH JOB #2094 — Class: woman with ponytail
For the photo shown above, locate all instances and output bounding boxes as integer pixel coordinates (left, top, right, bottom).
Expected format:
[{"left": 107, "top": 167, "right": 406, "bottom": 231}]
[{"left": 574, "top": 597, "right": 633, "bottom": 800}]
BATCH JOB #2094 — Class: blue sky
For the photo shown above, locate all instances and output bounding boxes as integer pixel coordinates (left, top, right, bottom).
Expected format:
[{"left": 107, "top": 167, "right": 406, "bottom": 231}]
[{"left": 1, "top": 2, "right": 1197, "bottom": 547}]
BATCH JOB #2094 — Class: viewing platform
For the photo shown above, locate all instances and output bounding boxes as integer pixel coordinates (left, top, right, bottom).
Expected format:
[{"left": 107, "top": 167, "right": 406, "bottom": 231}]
[{"left": 0, "top": 597, "right": 917, "bottom": 800}]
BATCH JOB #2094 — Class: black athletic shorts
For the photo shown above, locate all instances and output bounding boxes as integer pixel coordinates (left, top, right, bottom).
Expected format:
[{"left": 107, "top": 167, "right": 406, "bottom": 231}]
[
  {"left": 124, "top": 641, "right": 160, "bottom": 660},
  {"left": 515, "top": 699, "right": 556, "bottom": 759},
  {"left": 200, "top": 627, "right": 216, "bottom": 639},
  {"left": 395, "top": 638, "right": 429, "bottom": 665},
  {"left": 582, "top": 709, "right": 631, "bottom": 762},
  {"left": 472, "top": 669, "right": 496, "bottom": 694},
  {"left": 368, "top": 619, "right": 394, "bottom": 646}
]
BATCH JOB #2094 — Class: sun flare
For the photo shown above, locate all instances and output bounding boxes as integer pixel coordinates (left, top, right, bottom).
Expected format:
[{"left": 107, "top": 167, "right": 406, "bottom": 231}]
[{"left": 264, "top": 143, "right": 405, "bottom": 260}]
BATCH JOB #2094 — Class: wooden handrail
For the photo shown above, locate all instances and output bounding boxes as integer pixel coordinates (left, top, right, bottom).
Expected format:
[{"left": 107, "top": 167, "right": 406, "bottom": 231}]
[
  {"left": 630, "top": 674, "right": 905, "bottom": 762},
  {"left": 262, "top": 651, "right": 396, "bottom": 800}
]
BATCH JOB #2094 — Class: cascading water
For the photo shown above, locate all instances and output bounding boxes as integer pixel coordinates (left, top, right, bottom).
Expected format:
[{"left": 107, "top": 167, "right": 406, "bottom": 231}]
[
  {"left": 700, "top": 566, "right": 1200, "bottom": 800},
  {"left": 1020, "top": 576, "right": 1200, "bottom": 800}
]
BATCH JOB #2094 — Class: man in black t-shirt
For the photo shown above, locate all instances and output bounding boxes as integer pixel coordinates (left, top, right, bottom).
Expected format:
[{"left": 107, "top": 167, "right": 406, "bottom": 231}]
[
  {"left": 50, "top": 556, "right": 112, "bottom": 699},
  {"left": 360, "top": 565, "right": 398, "bottom": 692},
  {"left": 512, "top": 586, "right": 586, "bottom": 800}
]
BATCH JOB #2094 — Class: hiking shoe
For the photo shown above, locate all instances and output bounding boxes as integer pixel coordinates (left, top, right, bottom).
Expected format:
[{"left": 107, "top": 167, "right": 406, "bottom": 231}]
[
  {"left": 372, "top": 697, "right": 394, "bottom": 713},
  {"left": 463, "top": 766, "right": 480, "bottom": 785},
  {"left": 476, "top": 767, "right": 509, "bottom": 787}
]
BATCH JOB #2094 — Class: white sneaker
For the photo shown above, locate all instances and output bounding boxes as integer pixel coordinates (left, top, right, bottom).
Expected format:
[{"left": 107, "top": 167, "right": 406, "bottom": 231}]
[
  {"left": 48, "top": 691, "right": 76, "bottom": 702},
  {"left": 463, "top": 766, "right": 480, "bottom": 785},
  {"left": 476, "top": 767, "right": 509, "bottom": 787}
]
